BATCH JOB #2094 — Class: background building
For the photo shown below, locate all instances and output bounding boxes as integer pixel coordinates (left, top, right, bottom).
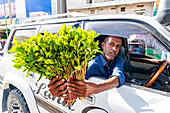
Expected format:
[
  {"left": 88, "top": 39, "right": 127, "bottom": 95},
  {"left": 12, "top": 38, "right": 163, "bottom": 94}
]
[
  {"left": 0, "top": 0, "right": 16, "bottom": 24},
  {"left": 67, "top": 0, "right": 157, "bottom": 16},
  {"left": 0, "top": 0, "right": 158, "bottom": 24},
  {"left": 0, "top": 0, "right": 66, "bottom": 24}
]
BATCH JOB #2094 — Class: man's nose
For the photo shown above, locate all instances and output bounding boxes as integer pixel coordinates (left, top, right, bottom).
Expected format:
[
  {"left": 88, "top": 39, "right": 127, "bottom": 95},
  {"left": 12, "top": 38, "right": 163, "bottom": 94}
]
[{"left": 112, "top": 46, "right": 117, "bottom": 51}]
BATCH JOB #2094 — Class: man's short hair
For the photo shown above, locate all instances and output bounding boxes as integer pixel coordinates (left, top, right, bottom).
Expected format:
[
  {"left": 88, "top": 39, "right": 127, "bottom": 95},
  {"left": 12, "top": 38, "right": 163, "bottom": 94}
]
[
  {"left": 104, "top": 36, "right": 109, "bottom": 43},
  {"left": 103, "top": 35, "right": 122, "bottom": 43}
]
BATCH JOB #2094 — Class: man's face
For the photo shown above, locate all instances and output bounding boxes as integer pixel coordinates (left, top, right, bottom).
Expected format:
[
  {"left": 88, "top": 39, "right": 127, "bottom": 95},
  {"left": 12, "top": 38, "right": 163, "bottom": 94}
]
[{"left": 102, "top": 36, "right": 122, "bottom": 60}]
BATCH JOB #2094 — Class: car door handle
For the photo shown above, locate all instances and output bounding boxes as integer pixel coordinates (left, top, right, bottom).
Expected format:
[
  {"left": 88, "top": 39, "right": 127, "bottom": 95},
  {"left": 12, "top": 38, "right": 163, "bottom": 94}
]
[{"left": 83, "top": 95, "right": 95, "bottom": 105}]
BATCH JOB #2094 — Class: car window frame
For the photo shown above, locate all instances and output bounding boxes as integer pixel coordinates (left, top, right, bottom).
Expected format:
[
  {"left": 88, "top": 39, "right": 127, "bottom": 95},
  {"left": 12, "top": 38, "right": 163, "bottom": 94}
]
[
  {"left": 6, "top": 25, "right": 40, "bottom": 53},
  {"left": 83, "top": 19, "right": 170, "bottom": 96},
  {"left": 38, "top": 22, "right": 82, "bottom": 34}
]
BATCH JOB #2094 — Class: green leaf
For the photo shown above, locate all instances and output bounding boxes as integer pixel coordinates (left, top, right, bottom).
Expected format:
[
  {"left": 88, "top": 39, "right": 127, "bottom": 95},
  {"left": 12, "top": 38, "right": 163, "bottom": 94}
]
[
  {"left": 44, "top": 59, "right": 54, "bottom": 64},
  {"left": 62, "top": 62, "right": 68, "bottom": 65},
  {"left": 54, "top": 65, "right": 58, "bottom": 70},
  {"left": 74, "top": 66, "right": 81, "bottom": 70},
  {"left": 37, "top": 73, "right": 43, "bottom": 82},
  {"left": 60, "top": 23, "right": 66, "bottom": 32},
  {"left": 44, "top": 31, "right": 49, "bottom": 37},
  {"left": 26, "top": 71, "right": 31, "bottom": 77}
]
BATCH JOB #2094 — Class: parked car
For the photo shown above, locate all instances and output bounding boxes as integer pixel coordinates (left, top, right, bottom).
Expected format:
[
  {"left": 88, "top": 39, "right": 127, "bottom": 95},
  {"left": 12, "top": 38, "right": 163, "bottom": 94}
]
[{"left": 0, "top": 5, "right": 169, "bottom": 113}]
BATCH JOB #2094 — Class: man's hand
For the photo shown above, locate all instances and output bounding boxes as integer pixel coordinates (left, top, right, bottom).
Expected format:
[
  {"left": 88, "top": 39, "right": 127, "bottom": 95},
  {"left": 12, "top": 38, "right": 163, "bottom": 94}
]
[
  {"left": 68, "top": 76, "right": 119, "bottom": 98},
  {"left": 48, "top": 76, "right": 119, "bottom": 98},
  {"left": 48, "top": 76, "right": 68, "bottom": 97},
  {"left": 67, "top": 80, "right": 98, "bottom": 97}
]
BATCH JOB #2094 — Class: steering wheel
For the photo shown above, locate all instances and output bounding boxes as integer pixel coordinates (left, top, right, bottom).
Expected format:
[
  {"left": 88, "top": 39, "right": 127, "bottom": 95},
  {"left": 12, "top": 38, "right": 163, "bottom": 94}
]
[{"left": 144, "top": 60, "right": 168, "bottom": 87}]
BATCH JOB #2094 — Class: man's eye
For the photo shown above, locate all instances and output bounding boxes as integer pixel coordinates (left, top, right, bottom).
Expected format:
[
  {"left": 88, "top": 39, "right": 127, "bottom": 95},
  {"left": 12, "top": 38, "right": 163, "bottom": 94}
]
[
  {"left": 110, "top": 43, "right": 114, "bottom": 46},
  {"left": 117, "top": 45, "right": 121, "bottom": 48}
]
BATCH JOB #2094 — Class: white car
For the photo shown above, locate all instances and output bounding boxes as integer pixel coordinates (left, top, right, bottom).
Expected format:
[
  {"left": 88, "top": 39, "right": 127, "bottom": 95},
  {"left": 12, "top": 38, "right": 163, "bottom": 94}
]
[{"left": 0, "top": 3, "right": 170, "bottom": 113}]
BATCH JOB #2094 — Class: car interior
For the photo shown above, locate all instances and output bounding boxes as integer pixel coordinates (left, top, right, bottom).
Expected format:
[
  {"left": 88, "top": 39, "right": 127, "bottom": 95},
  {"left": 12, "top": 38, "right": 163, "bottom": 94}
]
[
  {"left": 88, "top": 20, "right": 170, "bottom": 93},
  {"left": 95, "top": 34, "right": 170, "bottom": 93},
  {"left": 122, "top": 40, "right": 170, "bottom": 92}
]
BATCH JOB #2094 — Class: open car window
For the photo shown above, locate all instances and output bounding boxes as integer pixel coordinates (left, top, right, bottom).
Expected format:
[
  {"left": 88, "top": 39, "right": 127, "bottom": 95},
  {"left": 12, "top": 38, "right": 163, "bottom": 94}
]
[
  {"left": 84, "top": 20, "right": 169, "bottom": 60},
  {"left": 84, "top": 20, "right": 170, "bottom": 92}
]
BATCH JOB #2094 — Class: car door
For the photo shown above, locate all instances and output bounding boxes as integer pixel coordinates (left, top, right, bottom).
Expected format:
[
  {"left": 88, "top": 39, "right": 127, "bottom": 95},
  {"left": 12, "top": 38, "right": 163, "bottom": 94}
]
[
  {"left": 67, "top": 19, "right": 170, "bottom": 113},
  {"left": 72, "top": 77, "right": 170, "bottom": 113}
]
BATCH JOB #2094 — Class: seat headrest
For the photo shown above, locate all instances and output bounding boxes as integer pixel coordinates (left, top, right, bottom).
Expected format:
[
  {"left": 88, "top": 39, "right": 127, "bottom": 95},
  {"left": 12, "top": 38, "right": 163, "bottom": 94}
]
[{"left": 119, "top": 46, "right": 125, "bottom": 58}]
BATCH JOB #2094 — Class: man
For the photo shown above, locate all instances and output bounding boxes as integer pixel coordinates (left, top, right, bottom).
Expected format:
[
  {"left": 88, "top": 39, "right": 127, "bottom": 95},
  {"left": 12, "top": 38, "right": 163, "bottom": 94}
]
[{"left": 48, "top": 35, "right": 125, "bottom": 97}]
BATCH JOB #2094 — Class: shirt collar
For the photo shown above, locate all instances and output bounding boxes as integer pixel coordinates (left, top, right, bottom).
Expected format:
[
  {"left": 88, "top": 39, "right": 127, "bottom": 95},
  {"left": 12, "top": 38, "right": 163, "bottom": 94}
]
[
  {"left": 99, "top": 54, "right": 115, "bottom": 67},
  {"left": 99, "top": 54, "right": 108, "bottom": 66}
]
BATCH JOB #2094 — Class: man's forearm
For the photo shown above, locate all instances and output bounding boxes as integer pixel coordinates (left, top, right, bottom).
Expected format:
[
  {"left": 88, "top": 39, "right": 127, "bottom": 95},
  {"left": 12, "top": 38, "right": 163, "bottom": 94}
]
[
  {"left": 67, "top": 76, "right": 119, "bottom": 97},
  {"left": 96, "top": 76, "right": 119, "bottom": 93}
]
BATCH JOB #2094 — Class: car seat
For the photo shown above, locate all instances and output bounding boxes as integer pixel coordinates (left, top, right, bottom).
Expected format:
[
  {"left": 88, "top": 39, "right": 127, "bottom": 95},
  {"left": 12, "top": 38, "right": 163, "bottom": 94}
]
[{"left": 119, "top": 40, "right": 152, "bottom": 85}]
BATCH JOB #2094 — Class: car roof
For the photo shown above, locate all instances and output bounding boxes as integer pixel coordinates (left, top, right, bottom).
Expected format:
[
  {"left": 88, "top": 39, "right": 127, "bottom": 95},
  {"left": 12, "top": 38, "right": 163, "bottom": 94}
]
[
  {"left": 13, "top": 14, "right": 164, "bottom": 30},
  {"left": 13, "top": 14, "right": 170, "bottom": 40},
  {"left": 15, "top": 14, "right": 158, "bottom": 26}
]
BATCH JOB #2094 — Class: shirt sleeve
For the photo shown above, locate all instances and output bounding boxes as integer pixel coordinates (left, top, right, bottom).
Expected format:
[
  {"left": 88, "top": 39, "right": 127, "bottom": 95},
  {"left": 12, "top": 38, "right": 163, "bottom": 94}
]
[
  {"left": 85, "top": 60, "right": 95, "bottom": 80},
  {"left": 110, "top": 56, "right": 125, "bottom": 88}
]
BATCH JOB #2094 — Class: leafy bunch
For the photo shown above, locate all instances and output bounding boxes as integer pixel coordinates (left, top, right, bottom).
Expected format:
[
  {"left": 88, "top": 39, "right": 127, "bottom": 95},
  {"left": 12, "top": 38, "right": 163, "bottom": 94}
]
[
  {"left": 9, "top": 24, "right": 101, "bottom": 105},
  {"left": 9, "top": 23, "right": 101, "bottom": 83}
]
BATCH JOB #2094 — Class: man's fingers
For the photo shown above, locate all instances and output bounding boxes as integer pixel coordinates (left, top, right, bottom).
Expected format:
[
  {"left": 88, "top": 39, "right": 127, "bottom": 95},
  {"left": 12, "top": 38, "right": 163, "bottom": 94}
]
[
  {"left": 48, "top": 79, "right": 65, "bottom": 90},
  {"left": 50, "top": 84, "right": 67, "bottom": 95},
  {"left": 68, "top": 86, "right": 86, "bottom": 96},
  {"left": 48, "top": 79, "right": 90, "bottom": 98},
  {"left": 68, "top": 82, "right": 86, "bottom": 90},
  {"left": 52, "top": 89, "right": 68, "bottom": 97},
  {"left": 49, "top": 80, "right": 66, "bottom": 91},
  {"left": 70, "top": 91, "right": 87, "bottom": 97},
  {"left": 48, "top": 76, "right": 59, "bottom": 87},
  {"left": 71, "top": 80, "right": 85, "bottom": 85}
]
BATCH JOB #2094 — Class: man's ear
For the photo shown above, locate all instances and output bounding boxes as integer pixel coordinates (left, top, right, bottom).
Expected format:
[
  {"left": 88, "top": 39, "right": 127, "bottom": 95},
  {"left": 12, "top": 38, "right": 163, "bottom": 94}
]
[{"left": 101, "top": 42, "right": 104, "bottom": 49}]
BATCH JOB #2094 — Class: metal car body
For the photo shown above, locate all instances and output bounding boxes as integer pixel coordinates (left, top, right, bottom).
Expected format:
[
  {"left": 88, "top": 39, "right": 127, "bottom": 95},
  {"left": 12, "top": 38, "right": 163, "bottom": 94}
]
[{"left": 0, "top": 3, "right": 169, "bottom": 113}]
